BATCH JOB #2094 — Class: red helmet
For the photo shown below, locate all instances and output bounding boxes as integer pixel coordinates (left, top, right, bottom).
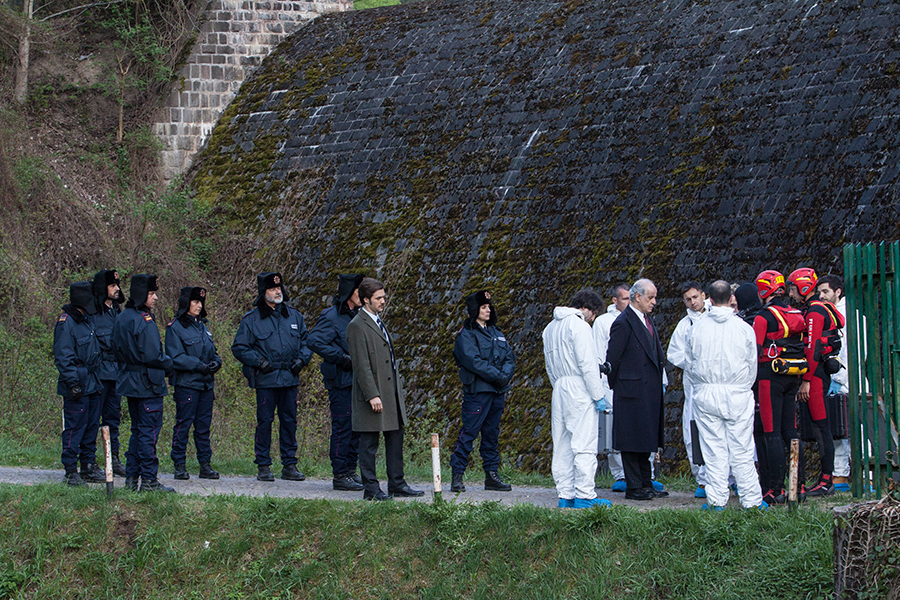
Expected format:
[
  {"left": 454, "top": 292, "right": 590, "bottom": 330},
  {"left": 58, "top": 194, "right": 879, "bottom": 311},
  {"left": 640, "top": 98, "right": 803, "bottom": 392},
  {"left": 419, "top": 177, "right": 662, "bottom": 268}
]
[
  {"left": 788, "top": 268, "right": 818, "bottom": 297},
  {"left": 756, "top": 270, "right": 785, "bottom": 300}
]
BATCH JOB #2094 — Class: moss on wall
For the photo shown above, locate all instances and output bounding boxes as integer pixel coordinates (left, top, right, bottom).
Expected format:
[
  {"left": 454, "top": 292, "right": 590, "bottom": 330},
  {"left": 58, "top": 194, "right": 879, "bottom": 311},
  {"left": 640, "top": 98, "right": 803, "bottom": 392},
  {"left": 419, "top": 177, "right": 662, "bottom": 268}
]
[{"left": 187, "top": 0, "right": 900, "bottom": 473}]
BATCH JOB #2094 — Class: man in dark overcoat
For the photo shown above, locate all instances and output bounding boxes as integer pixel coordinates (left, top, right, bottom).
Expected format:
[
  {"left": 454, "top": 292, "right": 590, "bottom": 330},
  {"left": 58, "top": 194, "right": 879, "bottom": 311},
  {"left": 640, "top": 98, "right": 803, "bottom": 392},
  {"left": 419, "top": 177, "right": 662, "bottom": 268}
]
[
  {"left": 346, "top": 277, "right": 423, "bottom": 501},
  {"left": 606, "top": 278, "right": 668, "bottom": 501}
]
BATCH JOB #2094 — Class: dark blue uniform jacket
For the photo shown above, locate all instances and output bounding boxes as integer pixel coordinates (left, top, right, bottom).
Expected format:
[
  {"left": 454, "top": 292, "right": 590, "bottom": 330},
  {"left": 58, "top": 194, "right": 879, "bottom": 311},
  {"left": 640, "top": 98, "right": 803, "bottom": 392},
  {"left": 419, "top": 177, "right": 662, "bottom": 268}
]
[
  {"left": 308, "top": 301, "right": 356, "bottom": 391},
  {"left": 90, "top": 304, "right": 120, "bottom": 381},
  {"left": 166, "top": 315, "right": 219, "bottom": 391},
  {"left": 53, "top": 306, "right": 102, "bottom": 397},
  {"left": 231, "top": 303, "right": 312, "bottom": 389},
  {"left": 112, "top": 307, "right": 172, "bottom": 398},
  {"left": 453, "top": 320, "right": 516, "bottom": 394}
]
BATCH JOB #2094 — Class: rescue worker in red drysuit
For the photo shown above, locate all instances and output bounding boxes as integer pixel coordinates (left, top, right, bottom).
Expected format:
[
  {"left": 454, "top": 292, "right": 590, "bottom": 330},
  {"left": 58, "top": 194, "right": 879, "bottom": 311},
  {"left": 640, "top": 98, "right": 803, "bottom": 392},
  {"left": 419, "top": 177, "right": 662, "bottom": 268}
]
[
  {"left": 752, "top": 271, "right": 806, "bottom": 504},
  {"left": 788, "top": 267, "right": 845, "bottom": 498}
]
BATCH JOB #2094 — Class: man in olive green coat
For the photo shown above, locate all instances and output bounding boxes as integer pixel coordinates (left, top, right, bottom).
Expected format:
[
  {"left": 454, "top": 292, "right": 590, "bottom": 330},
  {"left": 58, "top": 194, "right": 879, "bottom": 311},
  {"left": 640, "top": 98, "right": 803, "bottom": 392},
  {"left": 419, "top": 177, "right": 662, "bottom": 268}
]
[{"left": 347, "top": 277, "right": 423, "bottom": 501}]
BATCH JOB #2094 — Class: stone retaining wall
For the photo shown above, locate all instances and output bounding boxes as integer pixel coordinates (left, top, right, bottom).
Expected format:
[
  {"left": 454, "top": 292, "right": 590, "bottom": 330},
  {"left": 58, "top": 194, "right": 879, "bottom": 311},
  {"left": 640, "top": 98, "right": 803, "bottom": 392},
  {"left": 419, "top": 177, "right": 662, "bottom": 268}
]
[
  {"left": 188, "top": 0, "right": 900, "bottom": 473},
  {"left": 155, "top": 0, "right": 352, "bottom": 181}
]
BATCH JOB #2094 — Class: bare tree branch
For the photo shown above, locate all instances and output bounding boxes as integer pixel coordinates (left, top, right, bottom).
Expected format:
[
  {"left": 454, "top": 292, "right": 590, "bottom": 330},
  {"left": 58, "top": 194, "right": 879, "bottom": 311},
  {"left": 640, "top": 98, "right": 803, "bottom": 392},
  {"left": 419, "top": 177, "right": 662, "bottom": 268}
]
[{"left": 40, "top": 0, "right": 125, "bottom": 21}]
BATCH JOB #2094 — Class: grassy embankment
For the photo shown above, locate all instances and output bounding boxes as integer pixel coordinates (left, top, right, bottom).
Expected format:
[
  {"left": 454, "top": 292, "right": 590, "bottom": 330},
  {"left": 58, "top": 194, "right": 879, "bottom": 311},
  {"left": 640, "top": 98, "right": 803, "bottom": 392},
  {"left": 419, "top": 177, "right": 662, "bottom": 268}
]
[{"left": 0, "top": 484, "right": 833, "bottom": 599}]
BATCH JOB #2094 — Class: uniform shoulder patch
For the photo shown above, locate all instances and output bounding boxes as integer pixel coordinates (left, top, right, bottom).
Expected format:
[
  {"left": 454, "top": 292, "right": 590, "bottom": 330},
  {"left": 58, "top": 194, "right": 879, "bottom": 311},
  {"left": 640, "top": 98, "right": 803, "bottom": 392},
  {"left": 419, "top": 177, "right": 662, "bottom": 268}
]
[
  {"left": 167, "top": 319, "right": 176, "bottom": 327},
  {"left": 142, "top": 312, "right": 154, "bottom": 322},
  {"left": 57, "top": 313, "right": 67, "bottom": 323}
]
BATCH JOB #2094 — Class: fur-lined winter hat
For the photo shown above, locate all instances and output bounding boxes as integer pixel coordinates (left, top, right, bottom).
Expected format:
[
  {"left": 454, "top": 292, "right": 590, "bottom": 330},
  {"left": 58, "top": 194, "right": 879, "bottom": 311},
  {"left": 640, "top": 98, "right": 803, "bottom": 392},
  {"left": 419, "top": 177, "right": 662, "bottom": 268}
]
[{"left": 465, "top": 290, "right": 496, "bottom": 326}]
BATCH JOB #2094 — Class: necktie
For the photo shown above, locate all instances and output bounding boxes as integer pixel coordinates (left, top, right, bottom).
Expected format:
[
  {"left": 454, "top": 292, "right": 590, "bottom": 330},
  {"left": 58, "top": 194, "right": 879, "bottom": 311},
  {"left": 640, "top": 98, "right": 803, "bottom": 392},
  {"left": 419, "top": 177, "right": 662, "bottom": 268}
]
[
  {"left": 644, "top": 313, "right": 654, "bottom": 337},
  {"left": 376, "top": 316, "right": 395, "bottom": 368}
]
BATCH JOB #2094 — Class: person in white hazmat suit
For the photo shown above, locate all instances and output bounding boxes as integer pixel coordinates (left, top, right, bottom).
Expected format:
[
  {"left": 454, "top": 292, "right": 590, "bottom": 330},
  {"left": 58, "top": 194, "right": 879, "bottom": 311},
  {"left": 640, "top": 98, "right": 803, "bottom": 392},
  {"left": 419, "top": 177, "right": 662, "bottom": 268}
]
[
  {"left": 686, "top": 281, "right": 765, "bottom": 510},
  {"left": 543, "top": 290, "right": 610, "bottom": 509},
  {"left": 666, "top": 281, "right": 710, "bottom": 498},
  {"left": 594, "top": 283, "right": 664, "bottom": 493}
]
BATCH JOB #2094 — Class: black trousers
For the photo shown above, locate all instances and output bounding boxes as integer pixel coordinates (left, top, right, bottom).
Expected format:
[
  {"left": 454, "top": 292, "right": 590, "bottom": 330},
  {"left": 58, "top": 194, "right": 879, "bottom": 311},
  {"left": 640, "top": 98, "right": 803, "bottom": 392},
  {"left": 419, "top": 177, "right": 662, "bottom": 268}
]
[
  {"left": 358, "top": 428, "right": 406, "bottom": 493},
  {"left": 621, "top": 451, "right": 653, "bottom": 491}
]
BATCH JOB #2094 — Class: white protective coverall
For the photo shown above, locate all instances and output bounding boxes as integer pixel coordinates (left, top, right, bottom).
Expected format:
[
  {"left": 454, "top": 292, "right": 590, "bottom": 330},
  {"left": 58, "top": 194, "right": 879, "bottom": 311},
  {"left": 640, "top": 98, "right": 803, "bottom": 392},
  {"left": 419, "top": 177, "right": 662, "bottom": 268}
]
[
  {"left": 544, "top": 307, "right": 605, "bottom": 500},
  {"left": 666, "top": 302, "right": 709, "bottom": 485},
  {"left": 687, "top": 305, "right": 763, "bottom": 508},
  {"left": 593, "top": 304, "right": 622, "bottom": 478}
]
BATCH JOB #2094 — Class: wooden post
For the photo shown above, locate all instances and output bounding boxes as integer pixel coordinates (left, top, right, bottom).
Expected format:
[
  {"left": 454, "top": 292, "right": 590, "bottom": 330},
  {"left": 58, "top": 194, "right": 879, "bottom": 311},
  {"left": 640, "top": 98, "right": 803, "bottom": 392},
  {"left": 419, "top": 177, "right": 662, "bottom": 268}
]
[
  {"left": 431, "top": 433, "right": 442, "bottom": 501},
  {"left": 788, "top": 438, "right": 799, "bottom": 510},
  {"left": 102, "top": 426, "right": 113, "bottom": 497}
]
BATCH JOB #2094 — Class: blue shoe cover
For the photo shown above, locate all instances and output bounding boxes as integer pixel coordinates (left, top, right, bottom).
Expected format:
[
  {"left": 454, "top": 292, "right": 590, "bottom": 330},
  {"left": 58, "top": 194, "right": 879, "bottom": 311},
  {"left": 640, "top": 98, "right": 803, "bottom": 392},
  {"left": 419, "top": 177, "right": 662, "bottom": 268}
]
[
  {"left": 611, "top": 479, "right": 627, "bottom": 492},
  {"left": 694, "top": 486, "right": 707, "bottom": 498},
  {"left": 755, "top": 500, "right": 769, "bottom": 510},
  {"left": 834, "top": 483, "right": 850, "bottom": 492},
  {"left": 558, "top": 498, "right": 575, "bottom": 508},
  {"left": 574, "top": 497, "right": 611, "bottom": 509},
  {"left": 701, "top": 503, "right": 725, "bottom": 511},
  {"left": 729, "top": 483, "right": 739, "bottom": 496},
  {"left": 652, "top": 480, "right": 664, "bottom": 492}
]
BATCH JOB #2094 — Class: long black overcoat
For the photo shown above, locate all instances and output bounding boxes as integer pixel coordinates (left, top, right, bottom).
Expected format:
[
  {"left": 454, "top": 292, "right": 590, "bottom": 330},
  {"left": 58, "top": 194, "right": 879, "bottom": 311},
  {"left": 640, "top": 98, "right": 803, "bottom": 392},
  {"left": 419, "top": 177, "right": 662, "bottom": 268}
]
[{"left": 606, "top": 308, "right": 666, "bottom": 453}]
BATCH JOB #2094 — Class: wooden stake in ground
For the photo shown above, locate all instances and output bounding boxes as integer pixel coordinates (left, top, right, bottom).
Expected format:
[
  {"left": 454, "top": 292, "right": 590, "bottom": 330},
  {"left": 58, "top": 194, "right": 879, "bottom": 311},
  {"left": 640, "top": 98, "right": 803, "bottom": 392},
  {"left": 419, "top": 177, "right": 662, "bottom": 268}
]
[
  {"left": 102, "top": 426, "right": 113, "bottom": 497},
  {"left": 789, "top": 438, "right": 799, "bottom": 510},
  {"left": 431, "top": 433, "right": 442, "bottom": 501}
]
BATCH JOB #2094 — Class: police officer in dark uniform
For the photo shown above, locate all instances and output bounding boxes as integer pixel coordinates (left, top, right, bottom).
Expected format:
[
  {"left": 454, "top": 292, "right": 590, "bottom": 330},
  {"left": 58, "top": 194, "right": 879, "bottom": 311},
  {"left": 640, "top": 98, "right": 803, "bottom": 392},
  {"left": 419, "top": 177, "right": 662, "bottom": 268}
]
[
  {"left": 166, "top": 287, "right": 222, "bottom": 481},
  {"left": 449, "top": 291, "right": 516, "bottom": 493},
  {"left": 309, "top": 273, "right": 365, "bottom": 491},
  {"left": 231, "top": 272, "right": 313, "bottom": 482},
  {"left": 112, "top": 274, "right": 175, "bottom": 492},
  {"left": 54, "top": 281, "right": 105, "bottom": 486},
  {"left": 90, "top": 269, "right": 126, "bottom": 477}
]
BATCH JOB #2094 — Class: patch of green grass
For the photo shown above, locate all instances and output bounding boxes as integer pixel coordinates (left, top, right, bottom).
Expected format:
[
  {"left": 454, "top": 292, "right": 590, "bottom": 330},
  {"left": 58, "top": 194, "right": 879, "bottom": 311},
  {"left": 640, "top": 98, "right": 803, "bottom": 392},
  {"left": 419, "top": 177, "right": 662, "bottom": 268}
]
[
  {"left": 0, "top": 484, "right": 834, "bottom": 599},
  {"left": 354, "top": 0, "right": 402, "bottom": 9}
]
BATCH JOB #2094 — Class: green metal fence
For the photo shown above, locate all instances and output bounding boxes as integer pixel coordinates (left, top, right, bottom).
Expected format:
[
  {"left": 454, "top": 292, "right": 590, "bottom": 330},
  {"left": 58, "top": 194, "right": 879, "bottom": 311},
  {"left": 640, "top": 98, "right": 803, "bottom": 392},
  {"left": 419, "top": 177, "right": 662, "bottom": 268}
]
[{"left": 843, "top": 241, "right": 900, "bottom": 499}]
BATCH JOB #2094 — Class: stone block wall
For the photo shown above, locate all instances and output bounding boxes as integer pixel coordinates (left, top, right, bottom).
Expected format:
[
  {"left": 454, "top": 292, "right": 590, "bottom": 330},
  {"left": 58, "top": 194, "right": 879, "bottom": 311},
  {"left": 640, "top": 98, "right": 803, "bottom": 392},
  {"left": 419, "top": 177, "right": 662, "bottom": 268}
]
[
  {"left": 155, "top": 0, "right": 352, "bottom": 181},
  {"left": 188, "top": 0, "right": 900, "bottom": 473}
]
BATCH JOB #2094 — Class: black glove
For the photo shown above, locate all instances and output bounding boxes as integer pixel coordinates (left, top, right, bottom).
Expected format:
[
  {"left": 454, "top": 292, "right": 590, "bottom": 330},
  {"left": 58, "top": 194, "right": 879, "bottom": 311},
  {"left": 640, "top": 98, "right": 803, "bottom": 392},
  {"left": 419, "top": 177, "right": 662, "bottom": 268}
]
[
  {"left": 258, "top": 359, "right": 274, "bottom": 374},
  {"left": 198, "top": 363, "right": 212, "bottom": 375},
  {"left": 599, "top": 362, "right": 612, "bottom": 376},
  {"left": 339, "top": 354, "right": 353, "bottom": 371},
  {"left": 495, "top": 376, "right": 510, "bottom": 389},
  {"left": 69, "top": 385, "right": 83, "bottom": 401},
  {"left": 290, "top": 358, "right": 305, "bottom": 376},
  {"left": 208, "top": 358, "right": 223, "bottom": 374},
  {"left": 165, "top": 366, "right": 175, "bottom": 379}
]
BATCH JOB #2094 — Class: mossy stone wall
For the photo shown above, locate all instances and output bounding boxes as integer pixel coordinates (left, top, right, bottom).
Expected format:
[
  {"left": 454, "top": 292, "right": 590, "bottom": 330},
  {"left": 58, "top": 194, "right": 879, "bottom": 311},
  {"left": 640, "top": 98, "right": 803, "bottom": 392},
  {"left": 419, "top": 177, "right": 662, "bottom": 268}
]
[{"left": 190, "top": 0, "right": 900, "bottom": 473}]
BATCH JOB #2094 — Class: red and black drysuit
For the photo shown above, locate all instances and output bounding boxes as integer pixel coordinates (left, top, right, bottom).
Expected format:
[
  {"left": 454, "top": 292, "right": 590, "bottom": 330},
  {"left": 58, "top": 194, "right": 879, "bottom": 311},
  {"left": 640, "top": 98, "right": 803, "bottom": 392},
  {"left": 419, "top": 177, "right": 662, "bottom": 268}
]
[
  {"left": 799, "top": 295, "right": 845, "bottom": 480},
  {"left": 752, "top": 298, "right": 805, "bottom": 494}
]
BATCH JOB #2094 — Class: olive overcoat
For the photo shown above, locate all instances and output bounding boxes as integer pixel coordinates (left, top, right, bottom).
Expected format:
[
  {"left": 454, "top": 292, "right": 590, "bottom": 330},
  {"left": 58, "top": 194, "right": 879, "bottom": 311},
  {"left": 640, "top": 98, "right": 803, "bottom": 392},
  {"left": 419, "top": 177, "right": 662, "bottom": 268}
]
[{"left": 347, "top": 310, "right": 407, "bottom": 432}]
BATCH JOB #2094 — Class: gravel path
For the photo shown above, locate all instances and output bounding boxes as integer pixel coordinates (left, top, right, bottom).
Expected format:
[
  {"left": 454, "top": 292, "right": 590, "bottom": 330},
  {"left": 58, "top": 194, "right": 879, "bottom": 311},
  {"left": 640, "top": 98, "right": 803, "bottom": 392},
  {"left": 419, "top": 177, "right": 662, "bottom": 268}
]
[{"left": 0, "top": 466, "right": 706, "bottom": 510}]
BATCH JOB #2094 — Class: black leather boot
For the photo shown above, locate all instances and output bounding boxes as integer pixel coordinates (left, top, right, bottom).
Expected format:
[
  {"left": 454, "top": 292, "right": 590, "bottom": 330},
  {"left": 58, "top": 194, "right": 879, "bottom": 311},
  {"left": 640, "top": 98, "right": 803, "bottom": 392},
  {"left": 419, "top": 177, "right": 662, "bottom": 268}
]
[
  {"left": 257, "top": 465, "right": 275, "bottom": 482},
  {"left": 80, "top": 462, "right": 106, "bottom": 483},
  {"left": 333, "top": 472, "right": 364, "bottom": 491},
  {"left": 124, "top": 476, "right": 139, "bottom": 491},
  {"left": 140, "top": 479, "right": 176, "bottom": 493},
  {"left": 111, "top": 453, "right": 127, "bottom": 477},
  {"left": 450, "top": 472, "right": 466, "bottom": 493},
  {"left": 65, "top": 469, "right": 85, "bottom": 487},
  {"left": 281, "top": 464, "right": 306, "bottom": 481},
  {"left": 484, "top": 471, "right": 512, "bottom": 491},
  {"left": 199, "top": 463, "right": 220, "bottom": 480},
  {"left": 173, "top": 463, "right": 190, "bottom": 480}
]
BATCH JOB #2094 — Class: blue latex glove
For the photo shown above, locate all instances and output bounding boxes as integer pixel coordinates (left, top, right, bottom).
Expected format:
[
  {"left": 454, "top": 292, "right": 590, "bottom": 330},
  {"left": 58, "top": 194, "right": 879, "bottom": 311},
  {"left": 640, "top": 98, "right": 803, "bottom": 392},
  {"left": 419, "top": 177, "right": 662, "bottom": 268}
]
[
  {"left": 828, "top": 380, "right": 841, "bottom": 395},
  {"left": 594, "top": 398, "right": 606, "bottom": 412}
]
